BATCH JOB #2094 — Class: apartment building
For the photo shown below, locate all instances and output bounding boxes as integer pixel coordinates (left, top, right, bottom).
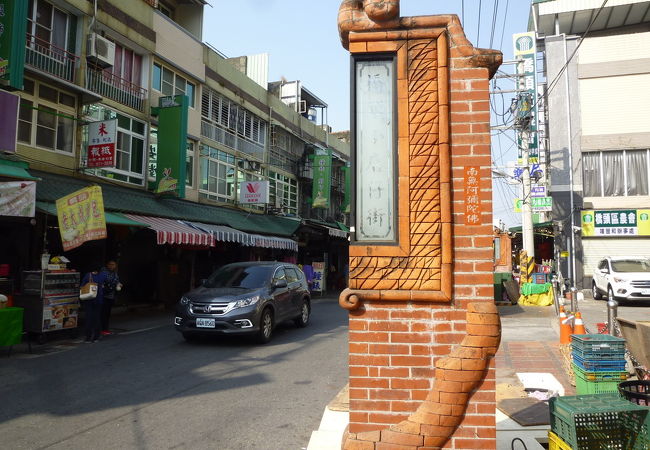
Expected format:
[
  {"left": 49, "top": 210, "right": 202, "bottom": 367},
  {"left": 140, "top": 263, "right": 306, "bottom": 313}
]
[{"left": 0, "top": 0, "right": 350, "bottom": 308}]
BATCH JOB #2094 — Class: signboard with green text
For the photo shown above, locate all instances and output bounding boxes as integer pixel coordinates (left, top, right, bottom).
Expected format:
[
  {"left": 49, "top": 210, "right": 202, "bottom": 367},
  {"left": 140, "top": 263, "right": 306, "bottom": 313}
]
[
  {"left": 151, "top": 95, "right": 188, "bottom": 198},
  {"left": 514, "top": 196, "right": 552, "bottom": 212},
  {"left": 581, "top": 210, "right": 650, "bottom": 237},
  {"left": 312, "top": 148, "right": 332, "bottom": 208},
  {"left": 0, "top": 0, "right": 27, "bottom": 89}
]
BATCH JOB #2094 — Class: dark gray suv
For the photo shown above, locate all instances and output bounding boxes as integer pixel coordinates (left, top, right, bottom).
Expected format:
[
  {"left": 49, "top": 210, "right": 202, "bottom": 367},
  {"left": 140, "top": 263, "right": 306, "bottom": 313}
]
[{"left": 174, "top": 261, "right": 311, "bottom": 343}]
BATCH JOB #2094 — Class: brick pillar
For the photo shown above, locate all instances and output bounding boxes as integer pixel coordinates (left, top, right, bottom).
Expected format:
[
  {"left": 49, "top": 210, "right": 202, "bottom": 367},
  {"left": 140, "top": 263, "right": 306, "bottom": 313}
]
[{"left": 338, "top": 3, "right": 502, "bottom": 449}]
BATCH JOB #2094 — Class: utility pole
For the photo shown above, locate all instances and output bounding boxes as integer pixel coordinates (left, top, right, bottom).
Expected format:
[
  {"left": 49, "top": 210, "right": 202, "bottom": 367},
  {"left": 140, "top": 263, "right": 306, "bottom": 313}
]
[{"left": 516, "top": 93, "right": 535, "bottom": 259}]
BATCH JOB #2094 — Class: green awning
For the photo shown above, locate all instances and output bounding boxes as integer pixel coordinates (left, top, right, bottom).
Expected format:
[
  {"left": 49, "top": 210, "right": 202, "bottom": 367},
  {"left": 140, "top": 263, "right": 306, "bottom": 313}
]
[
  {"left": 0, "top": 159, "right": 40, "bottom": 181},
  {"left": 336, "top": 221, "right": 350, "bottom": 232},
  {"left": 36, "top": 202, "right": 148, "bottom": 227},
  {"left": 509, "top": 221, "right": 553, "bottom": 233}
]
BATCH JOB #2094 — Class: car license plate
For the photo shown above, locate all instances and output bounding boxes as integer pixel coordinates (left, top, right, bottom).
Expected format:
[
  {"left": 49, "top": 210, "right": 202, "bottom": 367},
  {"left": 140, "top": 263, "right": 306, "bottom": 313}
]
[
  {"left": 196, "top": 318, "right": 215, "bottom": 328},
  {"left": 642, "top": 289, "right": 650, "bottom": 296}
]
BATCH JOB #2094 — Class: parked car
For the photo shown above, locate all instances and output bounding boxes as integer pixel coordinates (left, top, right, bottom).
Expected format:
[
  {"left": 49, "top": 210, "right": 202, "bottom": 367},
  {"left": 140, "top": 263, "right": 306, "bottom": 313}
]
[
  {"left": 174, "top": 261, "right": 311, "bottom": 343},
  {"left": 592, "top": 257, "right": 650, "bottom": 302}
]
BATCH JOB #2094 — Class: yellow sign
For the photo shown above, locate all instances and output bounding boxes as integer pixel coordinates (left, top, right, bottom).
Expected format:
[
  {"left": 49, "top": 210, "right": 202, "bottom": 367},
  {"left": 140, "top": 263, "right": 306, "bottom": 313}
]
[
  {"left": 56, "top": 186, "right": 107, "bottom": 251},
  {"left": 560, "top": 251, "right": 569, "bottom": 258},
  {"left": 582, "top": 209, "right": 650, "bottom": 237}
]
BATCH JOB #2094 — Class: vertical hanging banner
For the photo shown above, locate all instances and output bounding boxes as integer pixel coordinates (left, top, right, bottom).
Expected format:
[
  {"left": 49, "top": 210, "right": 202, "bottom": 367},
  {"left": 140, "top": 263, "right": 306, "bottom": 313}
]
[
  {"left": 0, "top": 89, "right": 19, "bottom": 152},
  {"left": 152, "top": 95, "right": 188, "bottom": 198},
  {"left": 311, "top": 261, "right": 325, "bottom": 293},
  {"left": 0, "top": 0, "right": 27, "bottom": 89},
  {"left": 342, "top": 163, "right": 351, "bottom": 214},
  {"left": 464, "top": 166, "right": 482, "bottom": 225},
  {"left": 311, "top": 148, "right": 332, "bottom": 208},
  {"left": 513, "top": 32, "right": 538, "bottom": 164},
  {"left": 86, "top": 119, "right": 117, "bottom": 167},
  {"left": 56, "top": 186, "right": 107, "bottom": 251}
]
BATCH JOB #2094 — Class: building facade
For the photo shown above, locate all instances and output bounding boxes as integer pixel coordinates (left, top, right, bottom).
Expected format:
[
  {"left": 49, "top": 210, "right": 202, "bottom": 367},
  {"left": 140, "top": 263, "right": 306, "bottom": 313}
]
[
  {"left": 0, "top": 0, "right": 350, "bottom": 310},
  {"left": 531, "top": 0, "right": 650, "bottom": 289}
]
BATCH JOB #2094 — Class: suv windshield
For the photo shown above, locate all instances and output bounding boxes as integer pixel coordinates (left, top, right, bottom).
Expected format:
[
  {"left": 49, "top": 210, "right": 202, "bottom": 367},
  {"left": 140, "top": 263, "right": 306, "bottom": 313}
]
[
  {"left": 204, "top": 265, "right": 273, "bottom": 289},
  {"left": 611, "top": 260, "right": 650, "bottom": 273}
]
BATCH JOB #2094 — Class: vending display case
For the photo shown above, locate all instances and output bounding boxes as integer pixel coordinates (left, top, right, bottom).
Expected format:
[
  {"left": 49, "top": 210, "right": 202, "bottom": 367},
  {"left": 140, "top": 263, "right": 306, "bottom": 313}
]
[{"left": 16, "top": 271, "right": 80, "bottom": 335}]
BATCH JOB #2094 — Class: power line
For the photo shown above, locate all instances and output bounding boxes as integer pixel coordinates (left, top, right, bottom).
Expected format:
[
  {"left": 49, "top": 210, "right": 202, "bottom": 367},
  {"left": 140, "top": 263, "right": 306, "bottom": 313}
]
[
  {"left": 489, "top": 0, "right": 500, "bottom": 49},
  {"left": 477, "top": 0, "right": 483, "bottom": 46},
  {"left": 498, "top": 0, "right": 510, "bottom": 52}
]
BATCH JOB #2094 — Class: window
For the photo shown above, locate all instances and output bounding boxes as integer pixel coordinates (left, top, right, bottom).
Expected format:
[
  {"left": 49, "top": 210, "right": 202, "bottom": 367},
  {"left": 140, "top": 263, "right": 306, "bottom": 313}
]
[
  {"left": 269, "top": 171, "right": 298, "bottom": 215},
  {"left": 583, "top": 150, "right": 650, "bottom": 197},
  {"left": 186, "top": 140, "right": 195, "bottom": 187},
  {"left": 199, "top": 144, "right": 237, "bottom": 203},
  {"left": 285, "top": 268, "right": 299, "bottom": 284},
  {"left": 82, "top": 104, "right": 147, "bottom": 186},
  {"left": 26, "top": 0, "right": 72, "bottom": 53},
  {"left": 17, "top": 78, "right": 76, "bottom": 153},
  {"left": 152, "top": 63, "right": 195, "bottom": 107},
  {"left": 272, "top": 268, "right": 286, "bottom": 284},
  {"left": 105, "top": 43, "right": 143, "bottom": 88}
]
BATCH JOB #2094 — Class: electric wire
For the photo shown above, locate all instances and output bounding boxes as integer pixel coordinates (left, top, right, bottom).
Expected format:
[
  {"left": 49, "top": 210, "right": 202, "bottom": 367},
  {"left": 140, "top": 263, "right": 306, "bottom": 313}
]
[
  {"left": 477, "top": 0, "right": 483, "bottom": 46},
  {"left": 489, "top": 0, "right": 500, "bottom": 49},
  {"left": 498, "top": 0, "right": 510, "bottom": 52}
]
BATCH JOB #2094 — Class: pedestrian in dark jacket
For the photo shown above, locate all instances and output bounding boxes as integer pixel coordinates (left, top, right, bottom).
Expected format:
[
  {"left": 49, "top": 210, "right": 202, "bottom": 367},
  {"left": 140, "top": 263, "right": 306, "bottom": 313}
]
[
  {"left": 99, "top": 260, "right": 121, "bottom": 336},
  {"left": 81, "top": 267, "right": 108, "bottom": 343}
]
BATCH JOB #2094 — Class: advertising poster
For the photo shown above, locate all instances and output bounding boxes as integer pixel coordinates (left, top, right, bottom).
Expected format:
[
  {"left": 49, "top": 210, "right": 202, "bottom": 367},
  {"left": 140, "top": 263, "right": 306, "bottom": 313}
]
[
  {"left": 56, "top": 186, "right": 107, "bottom": 251},
  {"left": 0, "top": 181, "right": 35, "bottom": 217},
  {"left": 311, "top": 148, "right": 332, "bottom": 208},
  {"left": 311, "top": 261, "right": 325, "bottom": 293},
  {"left": 582, "top": 209, "right": 650, "bottom": 237},
  {"left": 86, "top": 119, "right": 117, "bottom": 167},
  {"left": 239, "top": 180, "right": 269, "bottom": 204}
]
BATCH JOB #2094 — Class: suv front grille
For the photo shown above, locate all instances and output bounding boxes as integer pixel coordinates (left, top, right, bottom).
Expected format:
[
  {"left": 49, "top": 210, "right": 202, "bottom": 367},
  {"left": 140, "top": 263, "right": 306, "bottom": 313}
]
[
  {"left": 190, "top": 302, "right": 231, "bottom": 316},
  {"left": 631, "top": 280, "right": 650, "bottom": 288}
]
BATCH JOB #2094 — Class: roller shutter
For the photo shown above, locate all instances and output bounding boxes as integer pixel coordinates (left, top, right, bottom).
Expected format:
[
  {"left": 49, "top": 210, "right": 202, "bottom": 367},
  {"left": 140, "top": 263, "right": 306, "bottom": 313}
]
[{"left": 582, "top": 238, "right": 650, "bottom": 276}]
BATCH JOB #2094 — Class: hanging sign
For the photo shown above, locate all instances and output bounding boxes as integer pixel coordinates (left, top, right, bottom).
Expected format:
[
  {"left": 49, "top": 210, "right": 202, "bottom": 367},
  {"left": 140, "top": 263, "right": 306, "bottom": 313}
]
[
  {"left": 581, "top": 209, "right": 650, "bottom": 237},
  {"left": 0, "top": 181, "right": 35, "bottom": 217},
  {"left": 86, "top": 119, "right": 117, "bottom": 167},
  {"left": 239, "top": 180, "right": 269, "bottom": 204},
  {"left": 311, "top": 261, "right": 325, "bottom": 293},
  {"left": 0, "top": 0, "right": 27, "bottom": 89},
  {"left": 514, "top": 196, "right": 553, "bottom": 213},
  {"left": 0, "top": 89, "right": 19, "bottom": 153},
  {"left": 151, "top": 95, "right": 188, "bottom": 197},
  {"left": 56, "top": 186, "right": 107, "bottom": 251},
  {"left": 464, "top": 166, "right": 482, "bottom": 225},
  {"left": 312, "top": 148, "right": 332, "bottom": 208}
]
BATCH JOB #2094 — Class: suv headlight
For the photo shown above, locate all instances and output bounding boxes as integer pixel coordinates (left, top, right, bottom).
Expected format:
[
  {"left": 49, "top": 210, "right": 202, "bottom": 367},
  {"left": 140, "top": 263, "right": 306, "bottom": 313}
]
[
  {"left": 180, "top": 296, "right": 191, "bottom": 305},
  {"left": 232, "top": 296, "right": 260, "bottom": 309},
  {"left": 612, "top": 277, "right": 627, "bottom": 283}
]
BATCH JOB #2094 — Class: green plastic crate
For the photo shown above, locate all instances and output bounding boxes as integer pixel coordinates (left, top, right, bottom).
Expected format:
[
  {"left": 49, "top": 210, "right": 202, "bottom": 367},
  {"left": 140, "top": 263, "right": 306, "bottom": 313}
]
[
  {"left": 573, "top": 363, "right": 628, "bottom": 395},
  {"left": 550, "top": 394, "right": 649, "bottom": 450}
]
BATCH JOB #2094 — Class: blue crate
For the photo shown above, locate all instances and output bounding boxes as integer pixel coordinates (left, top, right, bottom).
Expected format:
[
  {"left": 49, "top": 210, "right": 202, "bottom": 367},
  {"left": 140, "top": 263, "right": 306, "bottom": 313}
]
[
  {"left": 571, "top": 334, "right": 626, "bottom": 360},
  {"left": 572, "top": 354, "right": 626, "bottom": 372}
]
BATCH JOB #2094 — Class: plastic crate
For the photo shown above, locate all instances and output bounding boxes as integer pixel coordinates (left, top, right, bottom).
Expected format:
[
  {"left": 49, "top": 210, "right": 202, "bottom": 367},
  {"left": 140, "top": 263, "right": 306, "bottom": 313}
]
[
  {"left": 619, "top": 380, "right": 650, "bottom": 407},
  {"left": 550, "top": 394, "right": 649, "bottom": 450},
  {"left": 572, "top": 354, "right": 626, "bottom": 372},
  {"left": 548, "top": 431, "right": 572, "bottom": 450},
  {"left": 572, "top": 363, "right": 627, "bottom": 395},
  {"left": 571, "top": 334, "right": 626, "bottom": 360}
]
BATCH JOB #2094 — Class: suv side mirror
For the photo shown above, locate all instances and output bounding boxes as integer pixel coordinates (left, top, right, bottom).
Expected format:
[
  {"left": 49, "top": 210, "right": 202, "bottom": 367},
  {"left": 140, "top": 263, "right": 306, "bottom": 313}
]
[{"left": 273, "top": 279, "right": 288, "bottom": 289}]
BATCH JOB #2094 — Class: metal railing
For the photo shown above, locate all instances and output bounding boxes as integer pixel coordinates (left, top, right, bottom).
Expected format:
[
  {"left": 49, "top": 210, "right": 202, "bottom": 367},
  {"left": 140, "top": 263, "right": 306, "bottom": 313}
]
[
  {"left": 25, "top": 33, "right": 79, "bottom": 83},
  {"left": 200, "top": 120, "right": 265, "bottom": 161},
  {"left": 85, "top": 66, "right": 147, "bottom": 112}
]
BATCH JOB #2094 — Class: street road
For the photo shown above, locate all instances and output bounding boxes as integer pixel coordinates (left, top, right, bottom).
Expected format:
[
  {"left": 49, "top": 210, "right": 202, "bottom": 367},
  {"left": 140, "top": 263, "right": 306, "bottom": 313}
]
[
  {"left": 575, "top": 292, "right": 650, "bottom": 334},
  {"left": 0, "top": 296, "right": 348, "bottom": 450}
]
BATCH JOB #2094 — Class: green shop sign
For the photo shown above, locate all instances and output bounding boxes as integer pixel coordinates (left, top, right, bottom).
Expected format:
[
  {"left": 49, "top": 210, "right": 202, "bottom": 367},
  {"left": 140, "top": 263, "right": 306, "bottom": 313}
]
[
  {"left": 0, "top": 0, "right": 27, "bottom": 89},
  {"left": 311, "top": 148, "right": 332, "bottom": 209},
  {"left": 581, "top": 209, "right": 650, "bottom": 237},
  {"left": 342, "top": 163, "right": 350, "bottom": 214},
  {"left": 150, "top": 95, "right": 188, "bottom": 198}
]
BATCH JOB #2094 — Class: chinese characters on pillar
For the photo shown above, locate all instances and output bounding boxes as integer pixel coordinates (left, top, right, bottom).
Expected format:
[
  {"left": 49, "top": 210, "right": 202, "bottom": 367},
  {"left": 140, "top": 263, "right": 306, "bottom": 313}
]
[
  {"left": 464, "top": 166, "right": 482, "bottom": 225},
  {"left": 86, "top": 119, "right": 117, "bottom": 168}
]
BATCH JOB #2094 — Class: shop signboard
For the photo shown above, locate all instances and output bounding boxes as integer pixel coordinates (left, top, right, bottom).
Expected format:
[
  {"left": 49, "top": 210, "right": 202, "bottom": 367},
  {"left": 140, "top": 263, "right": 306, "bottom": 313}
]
[
  {"left": 151, "top": 95, "right": 188, "bottom": 197},
  {"left": 0, "top": 0, "right": 27, "bottom": 89},
  {"left": 514, "top": 196, "right": 552, "bottom": 213},
  {"left": 311, "top": 261, "right": 325, "bottom": 293},
  {"left": 581, "top": 209, "right": 650, "bottom": 237},
  {"left": 342, "top": 163, "right": 351, "bottom": 214},
  {"left": 0, "top": 89, "right": 18, "bottom": 152},
  {"left": 312, "top": 148, "right": 332, "bottom": 208},
  {"left": 531, "top": 185, "right": 546, "bottom": 197},
  {"left": 239, "top": 180, "right": 269, "bottom": 204},
  {"left": 86, "top": 119, "right": 117, "bottom": 167},
  {"left": 55, "top": 186, "right": 107, "bottom": 251},
  {"left": 0, "top": 181, "right": 35, "bottom": 217}
]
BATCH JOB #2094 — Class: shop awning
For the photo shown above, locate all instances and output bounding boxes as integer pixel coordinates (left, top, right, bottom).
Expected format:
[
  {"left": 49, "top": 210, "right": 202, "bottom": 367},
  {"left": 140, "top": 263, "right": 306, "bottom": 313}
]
[
  {"left": 186, "top": 221, "right": 298, "bottom": 252},
  {"left": 0, "top": 159, "right": 40, "bottom": 181},
  {"left": 305, "top": 219, "right": 349, "bottom": 239},
  {"left": 36, "top": 202, "right": 149, "bottom": 227},
  {"left": 124, "top": 214, "right": 214, "bottom": 247}
]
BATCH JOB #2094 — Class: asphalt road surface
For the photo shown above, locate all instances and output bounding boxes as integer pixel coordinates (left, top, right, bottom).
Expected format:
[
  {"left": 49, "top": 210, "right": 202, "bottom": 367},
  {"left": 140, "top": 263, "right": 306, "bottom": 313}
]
[{"left": 0, "top": 296, "right": 348, "bottom": 450}]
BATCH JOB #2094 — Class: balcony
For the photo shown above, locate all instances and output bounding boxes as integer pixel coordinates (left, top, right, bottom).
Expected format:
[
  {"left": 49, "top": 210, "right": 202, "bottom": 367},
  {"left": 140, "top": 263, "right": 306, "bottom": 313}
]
[
  {"left": 25, "top": 34, "right": 79, "bottom": 83},
  {"left": 85, "top": 67, "right": 147, "bottom": 112},
  {"left": 201, "top": 120, "right": 265, "bottom": 161}
]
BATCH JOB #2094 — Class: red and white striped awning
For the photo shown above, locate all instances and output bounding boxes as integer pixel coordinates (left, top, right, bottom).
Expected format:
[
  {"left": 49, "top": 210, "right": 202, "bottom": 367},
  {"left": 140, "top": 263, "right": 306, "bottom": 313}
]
[{"left": 124, "top": 214, "right": 214, "bottom": 247}]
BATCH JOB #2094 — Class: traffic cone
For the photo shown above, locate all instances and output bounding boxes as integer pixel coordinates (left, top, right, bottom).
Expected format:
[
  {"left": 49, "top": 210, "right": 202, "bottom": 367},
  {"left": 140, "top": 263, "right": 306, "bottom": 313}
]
[
  {"left": 559, "top": 306, "right": 573, "bottom": 344},
  {"left": 573, "top": 312, "right": 586, "bottom": 336}
]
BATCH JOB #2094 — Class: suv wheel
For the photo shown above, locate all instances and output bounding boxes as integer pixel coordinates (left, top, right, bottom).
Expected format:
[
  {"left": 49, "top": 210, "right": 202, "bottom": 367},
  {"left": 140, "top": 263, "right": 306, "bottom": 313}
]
[
  {"left": 592, "top": 282, "right": 602, "bottom": 300},
  {"left": 257, "top": 307, "right": 274, "bottom": 344},
  {"left": 294, "top": 299, "right": 310, "bottom": 328}
]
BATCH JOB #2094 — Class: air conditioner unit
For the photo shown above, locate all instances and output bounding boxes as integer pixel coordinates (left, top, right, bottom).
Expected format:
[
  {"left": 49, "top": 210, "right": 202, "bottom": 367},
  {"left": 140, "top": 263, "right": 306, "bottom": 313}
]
[
  {"left": 298, "top": 100, "right": 307, "bottom": 114},
  {"left": 249, "top": 161, "right": 261, "bottom": 172},
  {"left": 87, "top": 33, "right": 115, "bottom": 68}
]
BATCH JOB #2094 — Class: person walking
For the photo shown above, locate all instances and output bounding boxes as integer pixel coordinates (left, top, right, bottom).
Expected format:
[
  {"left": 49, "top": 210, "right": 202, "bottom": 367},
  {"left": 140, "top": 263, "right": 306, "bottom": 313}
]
[
  {"left": 100, "top": 260, "right": 121, "bottom": 336},
  {"left": 81, "top": 266, "right": 108, "bottom": 343}
]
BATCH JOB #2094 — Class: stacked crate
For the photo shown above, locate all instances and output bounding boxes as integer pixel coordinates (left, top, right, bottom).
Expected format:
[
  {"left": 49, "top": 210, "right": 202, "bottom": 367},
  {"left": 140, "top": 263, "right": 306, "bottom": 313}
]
[
  {"left": 549, "top": 394, "right": 649, "bottom": 449},
  {"left": 571, "top": 334, "right": 628, "bottom": 395}
]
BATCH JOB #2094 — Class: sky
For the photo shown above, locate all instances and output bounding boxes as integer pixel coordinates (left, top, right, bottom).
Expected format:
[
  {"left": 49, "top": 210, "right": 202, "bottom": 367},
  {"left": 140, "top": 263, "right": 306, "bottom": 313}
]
[{"left": 203, "top": 1, "right": 533, "bottom": 226}]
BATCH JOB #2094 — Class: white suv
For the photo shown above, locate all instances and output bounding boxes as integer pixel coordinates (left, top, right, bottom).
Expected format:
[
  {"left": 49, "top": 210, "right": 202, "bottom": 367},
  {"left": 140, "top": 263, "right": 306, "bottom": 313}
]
[{"left": 592, "top": 257, "right": 650, "bottom": 302}]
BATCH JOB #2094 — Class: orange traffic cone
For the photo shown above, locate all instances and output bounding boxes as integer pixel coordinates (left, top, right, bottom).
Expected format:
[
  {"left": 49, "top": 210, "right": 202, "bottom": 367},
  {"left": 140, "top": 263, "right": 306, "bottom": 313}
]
[
  {"left": 573, "top": 312, "right": 586, "bottom": 336},
  {"left": 560, "top": 306, "right": 573, "bottom": 344}
]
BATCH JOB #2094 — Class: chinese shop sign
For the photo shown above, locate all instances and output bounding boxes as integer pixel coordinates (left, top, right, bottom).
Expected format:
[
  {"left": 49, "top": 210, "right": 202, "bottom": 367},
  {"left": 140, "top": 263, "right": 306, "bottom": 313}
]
[
  {"left": 464, "top": 166, "right": 481, "bottom": 225},
  {"left": 311, "top": 148, "right": 332, "bottom": 208},
  {"left": 581, "top": 210, "right": 650, "bottom": 237},
  {"left": 0, "top": 1, "right": 27, "bottom": 89},
  {"left": 151, "top": 95, "right": 188, "bottom": 197},
  {"left": 56, "top": 186, "right": 107, "bottom": 251},
  {"left": 239, "top": 181, "right": 269, "bottom": 204},
  {"left": 86, "top": 119, "right": 117, "bottom": 167}
]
